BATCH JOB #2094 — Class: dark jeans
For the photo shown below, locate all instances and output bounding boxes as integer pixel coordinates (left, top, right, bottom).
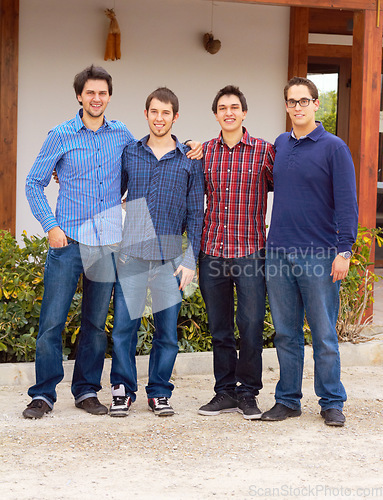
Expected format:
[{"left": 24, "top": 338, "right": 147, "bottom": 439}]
[{"left": 199, "top": 251, "right": 266, "bottom": 397}]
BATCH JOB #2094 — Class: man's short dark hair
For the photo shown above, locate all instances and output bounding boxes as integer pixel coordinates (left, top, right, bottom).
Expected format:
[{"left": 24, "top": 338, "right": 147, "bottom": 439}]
[
  {"left": 284, "top": 76, "right": 319, "bottom": 101},
  {"left": 211, "top": 85, "right": 248, "bottom": 114},
  {"left": 145, "top": 87, "right": 179, "bottom": 116},
  {"left": 73, "top": 65, "right": 113, "bottom": 102}
]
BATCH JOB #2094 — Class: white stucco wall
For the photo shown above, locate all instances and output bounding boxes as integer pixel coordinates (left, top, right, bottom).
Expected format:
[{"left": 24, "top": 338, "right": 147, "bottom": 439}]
[{"left": 16, "top": 0, "right": 290, "bottom": 239}]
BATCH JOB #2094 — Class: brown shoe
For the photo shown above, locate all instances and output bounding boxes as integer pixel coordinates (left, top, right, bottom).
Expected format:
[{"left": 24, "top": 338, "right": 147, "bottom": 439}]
[
  {"left": 23, "top": 399, "right": 52, "bottom": 419},
  {"left": 75, "top": 397, "right": 108, "bottom": 415}
]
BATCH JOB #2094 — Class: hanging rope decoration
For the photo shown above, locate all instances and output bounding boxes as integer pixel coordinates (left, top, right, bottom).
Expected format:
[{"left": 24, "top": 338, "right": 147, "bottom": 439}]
[
  {"left": 203, "top": 1, "right": 221, "bottom": 55},
  {"left": 104, "top": 8, "right": 121, "bottom": 61}
]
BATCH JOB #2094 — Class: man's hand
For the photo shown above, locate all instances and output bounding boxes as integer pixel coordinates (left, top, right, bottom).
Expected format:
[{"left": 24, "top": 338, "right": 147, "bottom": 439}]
[
  {"left": 330, "top": 254, "right": 351, "bottom": 282},
  {"left": 185, "top": 141, "right": 203, "bottom": 160},
  {"left": 48, "top": 226, "right": 68, "bottom": 248},
  {"left": 174, "top": 265, "right": 195, "bottom": 290}
]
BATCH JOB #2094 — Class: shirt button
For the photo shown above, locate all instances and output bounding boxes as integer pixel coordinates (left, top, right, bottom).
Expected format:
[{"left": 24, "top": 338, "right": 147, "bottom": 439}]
[
  {"left": 226, "top": 188, "right": 228, "bottom": 191},
  {"left": 225, "top": 207, "right": 228, "bottom": 210},
  {"left": 228, "top": 169, "right": 231, "bottom": 172}
]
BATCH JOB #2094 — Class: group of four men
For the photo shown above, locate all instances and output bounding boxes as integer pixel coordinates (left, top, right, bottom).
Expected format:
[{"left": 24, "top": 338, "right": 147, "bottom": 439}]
[{"left": 23, "top": 65, "right": 358, "bottom": 427}]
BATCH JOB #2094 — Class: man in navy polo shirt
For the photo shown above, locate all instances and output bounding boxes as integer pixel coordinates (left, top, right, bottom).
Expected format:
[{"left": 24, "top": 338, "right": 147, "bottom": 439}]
[{"left": 262, "top": 76, "right": 358, "bottom": 427}]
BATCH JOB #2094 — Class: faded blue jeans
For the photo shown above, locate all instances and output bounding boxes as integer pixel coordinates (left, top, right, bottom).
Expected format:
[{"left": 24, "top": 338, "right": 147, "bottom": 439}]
[
  {"left": 28, "top": 241, "right": 116, "bottom": 407},
  {"left": 265, "top": 249, "right": 347, "bottom": 411},
  {"left": 111, "top": 257, "right": 182, "bottom": 400}
]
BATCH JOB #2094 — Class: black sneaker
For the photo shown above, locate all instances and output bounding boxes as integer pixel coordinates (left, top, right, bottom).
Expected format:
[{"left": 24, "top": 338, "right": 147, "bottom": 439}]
[
  {"left": 237, "top": 395, "right": 262, "bottom": 420},
  {"left": 148, "top": 397, "right": 174, "bottom": 416},
  {"left": 22, "top": 399, "right": 52, "bottom": 419},
  {"left": 198, "top": 393, "right": 238, "bottom": 416},
  {"left": 75, "top": 397, "right": 108, "bottom": 415},
  {"left": 320, "top": 408, "right": 345, "bottom": 427},
  {"left": 110, "top": 384, "right": 132, "bottom": 417}
]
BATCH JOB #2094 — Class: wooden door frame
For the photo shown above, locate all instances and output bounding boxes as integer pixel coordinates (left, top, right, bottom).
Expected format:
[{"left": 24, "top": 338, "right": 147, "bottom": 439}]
[{"left": 0, "top": 0, "right": 19, "bottom": 236}]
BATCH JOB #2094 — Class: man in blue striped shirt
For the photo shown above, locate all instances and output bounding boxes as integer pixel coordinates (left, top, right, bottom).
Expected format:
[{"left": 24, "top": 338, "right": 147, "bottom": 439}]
[
  {"left": 109, "top": 88, "right": 205, "bottom": 417},
  {"left": 23, "top": 65, "right": 133, "bottom": 419}
]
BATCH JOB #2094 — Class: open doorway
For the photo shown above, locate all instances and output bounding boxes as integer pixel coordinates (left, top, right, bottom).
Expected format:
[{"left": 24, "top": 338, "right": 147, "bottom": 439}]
[{"left": 308, "top": 71, "right": 338, "bottom": 135}]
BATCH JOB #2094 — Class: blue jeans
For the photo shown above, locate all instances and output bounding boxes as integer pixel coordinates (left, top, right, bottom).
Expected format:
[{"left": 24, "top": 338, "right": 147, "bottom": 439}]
[
  {"left": 265, "top": 249, "right": 347, "bottom": 411},
  {"left": 198, "top": 251, "right": 266, "bottom": 397},
  {"left": 111, "top": 257, "right": 182, "bottom": 400},
  {"left": 28, "top": 241, "right": 116, "bottom": 407}
]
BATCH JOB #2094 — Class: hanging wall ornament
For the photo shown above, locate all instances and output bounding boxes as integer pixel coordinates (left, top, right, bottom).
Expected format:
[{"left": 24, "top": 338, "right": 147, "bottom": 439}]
[
  {"left": 203, "top": 33, "right": 221, "bottom": 54},
  {"left": 104, "top": 8, "right": 121, "bottom": 61}
]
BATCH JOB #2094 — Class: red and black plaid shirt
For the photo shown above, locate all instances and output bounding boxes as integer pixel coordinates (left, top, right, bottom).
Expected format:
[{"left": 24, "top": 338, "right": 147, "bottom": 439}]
[{"left": 201, "top": 128, "right": 275, "bottom": 258}]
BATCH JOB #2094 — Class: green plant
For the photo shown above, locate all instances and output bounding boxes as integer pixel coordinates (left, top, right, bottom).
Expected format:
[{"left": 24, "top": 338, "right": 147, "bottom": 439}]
[
  {"left": 0, "top": 230, "right": 47, "bottom": 361},
  {"left": 337, "top": 225, "right": 383, "bottom": 342},
  {"left": 316, "top": 90, "right": 338, "bottom": 135}
]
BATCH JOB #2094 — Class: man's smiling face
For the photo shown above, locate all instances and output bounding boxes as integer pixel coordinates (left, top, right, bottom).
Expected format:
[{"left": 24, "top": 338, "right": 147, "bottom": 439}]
[
  {"left": 215, "top": 94, "right": 247, "bottom": 134},
  {"left": 285, "top": 84, "right": 319, "bottom": 130},
  {"left": 77, "top": 79, "right": 111, "bottom": 120}
]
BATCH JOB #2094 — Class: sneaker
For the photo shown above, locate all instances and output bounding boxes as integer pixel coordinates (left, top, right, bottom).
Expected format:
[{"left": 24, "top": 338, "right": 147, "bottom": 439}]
[
  {"left": 237, "top": 395, "right": 262, "bottom": 420},
  {"left": 320, "top": 408, "right": 345, "bottom": 427},
  {"left": 261, "top": 402, "right": 301, "bottom": 421},
  {"left": 148, "top": 397, "right": 174, "bottom": 416},
  {"left": 110, "top": 384, "right": 132, "bottom": 417},
  {"left": 75, "top": 397, "right": 108, "bottom": 415},
  {"left": 198, "top": 393, "right": 238, "bottom": 416},
  {"left": 22, "top": 399, "right": 52, "bottom": 419}
]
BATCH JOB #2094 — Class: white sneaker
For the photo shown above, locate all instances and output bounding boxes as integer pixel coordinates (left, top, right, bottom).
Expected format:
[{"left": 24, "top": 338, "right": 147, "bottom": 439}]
[
  {"left": 110, "top": 384, "right": 131, "bottom": 417},
  {"left": 148, "top": 397, "right": 174, "bottom": 416}
]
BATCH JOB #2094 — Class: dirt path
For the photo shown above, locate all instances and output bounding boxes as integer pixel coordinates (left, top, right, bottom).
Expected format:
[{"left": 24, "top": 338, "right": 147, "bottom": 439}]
[{"left": 1, "top": 366, "right": 383, "bottom": 500}]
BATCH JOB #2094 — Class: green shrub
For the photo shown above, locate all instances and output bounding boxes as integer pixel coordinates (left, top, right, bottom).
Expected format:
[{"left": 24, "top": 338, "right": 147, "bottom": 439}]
[
  {"left": 1, "top": 226, "right": 380, "bottom": 362},
  {"left": 337, "top": 225, "right": 383, "bottom": 341}
]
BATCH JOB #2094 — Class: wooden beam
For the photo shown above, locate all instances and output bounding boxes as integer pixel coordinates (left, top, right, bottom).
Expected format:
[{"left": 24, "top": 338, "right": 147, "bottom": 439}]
[
  {"left": 308, "top": 44, "right": 352, "bottom": 59},
  {"left": 348, "top": 9, "right": 382, "bottom": 314},
  {"left": 349, "top": 9, "right": 382, "bottom": 229},
  {"left": 286, "top": 7, "right": 309, "bottom": 130},
  {"left": 288, "top": 7, "right": 309, "bottom": 80},
  {"left": 0, "top": 0, "right": 19, "bottom": 236},
  {"left": 218, "top": 0, "right": 376, "bottom": 11},
  {"left": 309, "top": 8, "right": 354, "bottom": 35}
]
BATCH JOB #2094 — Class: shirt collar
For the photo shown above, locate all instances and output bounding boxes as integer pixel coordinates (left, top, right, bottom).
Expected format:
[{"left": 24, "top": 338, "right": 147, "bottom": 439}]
[
  {"left": 138, "top": 134, "right": 186, "bottom": 154},
  {"left": 74, "top": 109, "right": 111, "bottom": 132},
  {"left": 218, "top": 127, "right": 250, "bottom": 147},
  {"left": 290, "top": 121, "right": 324, "bottom": 142}
]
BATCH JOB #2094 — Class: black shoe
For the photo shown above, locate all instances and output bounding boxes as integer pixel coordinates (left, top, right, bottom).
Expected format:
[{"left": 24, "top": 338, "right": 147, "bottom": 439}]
[
  {"left": 237, "top": 395, "right": 262, "bottom": 420},
  {"left": 261, "top": 403, "right": 301, "bottom": 421},
  {"left": 320, "top": 408, "right": 345, "bottom": 427},
  {"left": 75, "top": 397, "right": 108, "bottom": 415},
  {"left": 22, "top": 399, "right": 52, "bottom": 419},
  {"left": 110, "top": 384, "right": 131, "bottom": 417},
  {"left": 148, "top": 397, "right": 174, "bottom": 416},
  {"left": 198, "top": 393, "right": 238, "bottom": 416}
]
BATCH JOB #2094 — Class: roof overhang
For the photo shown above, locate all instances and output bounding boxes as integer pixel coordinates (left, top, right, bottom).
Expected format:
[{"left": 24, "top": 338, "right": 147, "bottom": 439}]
[{"left": 217, "top": 0, "right": 377, "bottom": 11}]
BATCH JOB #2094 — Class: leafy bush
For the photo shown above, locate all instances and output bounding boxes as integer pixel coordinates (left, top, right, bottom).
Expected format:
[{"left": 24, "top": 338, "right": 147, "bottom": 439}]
[
  {"left": 1, "top": 226, "right": 380, "bottom": 362},
  {"left": 337, "top": 225, "right": 383, "bottom": 342},
  {"left": 0, "top": 231, "right": 46, "bottom": 361}
]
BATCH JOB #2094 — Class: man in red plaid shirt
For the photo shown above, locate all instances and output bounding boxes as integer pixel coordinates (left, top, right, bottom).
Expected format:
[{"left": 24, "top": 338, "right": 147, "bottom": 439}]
[{"left": 198, "top": 85, "right": 275, "bottom": 419}]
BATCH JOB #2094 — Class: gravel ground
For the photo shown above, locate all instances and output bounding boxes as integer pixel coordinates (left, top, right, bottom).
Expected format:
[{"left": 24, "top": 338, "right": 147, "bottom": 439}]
[{"left": 1, "top": 366, "right": 383, "bottom": 500}]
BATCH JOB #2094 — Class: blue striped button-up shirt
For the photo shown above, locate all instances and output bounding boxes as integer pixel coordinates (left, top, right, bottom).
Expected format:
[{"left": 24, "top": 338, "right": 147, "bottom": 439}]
[
  {"left": 25, "top": 110, "right": 135, "bottom": 245},
  {"left": 120, "top": 136, "right": 205, "bottom": 269}
]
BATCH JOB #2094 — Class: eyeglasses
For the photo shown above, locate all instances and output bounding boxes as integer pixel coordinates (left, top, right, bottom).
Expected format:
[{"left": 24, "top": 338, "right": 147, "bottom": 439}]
[{"left": 285, "top": 98, "right": 316, "bottom": 108}]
